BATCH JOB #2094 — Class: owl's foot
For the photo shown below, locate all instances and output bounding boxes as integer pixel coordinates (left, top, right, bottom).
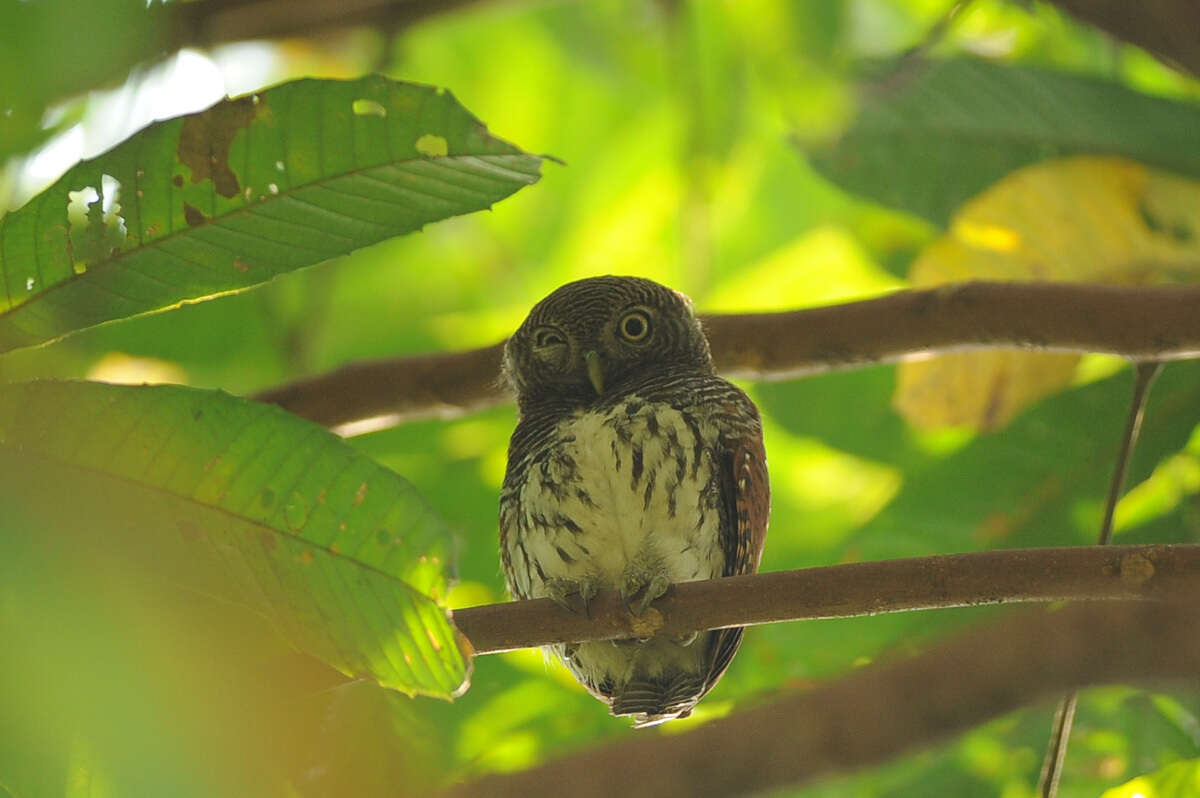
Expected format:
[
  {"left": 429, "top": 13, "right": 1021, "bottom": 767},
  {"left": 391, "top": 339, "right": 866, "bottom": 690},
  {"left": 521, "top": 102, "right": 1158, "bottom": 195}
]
[
  {"left": 545, "top": 577, "right": 599, "bottom": 616},
  {"left": 620, "top": 568, "right": 671, "bottom": 617}
]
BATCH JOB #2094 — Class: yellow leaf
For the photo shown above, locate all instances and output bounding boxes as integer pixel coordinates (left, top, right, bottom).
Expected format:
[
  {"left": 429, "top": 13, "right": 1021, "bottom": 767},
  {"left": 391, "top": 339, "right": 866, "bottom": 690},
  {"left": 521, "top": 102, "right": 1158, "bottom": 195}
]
[{"left": 895, "top": 156, "right": 1200, "bottom": 430}]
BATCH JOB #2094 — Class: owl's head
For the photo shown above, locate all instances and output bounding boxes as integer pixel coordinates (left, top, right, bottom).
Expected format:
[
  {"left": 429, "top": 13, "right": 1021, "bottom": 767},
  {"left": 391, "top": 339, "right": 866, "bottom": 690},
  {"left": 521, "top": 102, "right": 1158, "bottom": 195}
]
[{"left": 503, "top": 276, "right": 712, "bottom": 407}]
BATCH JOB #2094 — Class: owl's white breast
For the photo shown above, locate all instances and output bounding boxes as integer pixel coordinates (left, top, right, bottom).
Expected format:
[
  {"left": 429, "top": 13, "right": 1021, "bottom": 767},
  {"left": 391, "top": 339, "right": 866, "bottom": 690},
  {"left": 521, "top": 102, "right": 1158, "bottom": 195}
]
[{"left": 511, "top": 397, "right": 725, "bottom": 598}]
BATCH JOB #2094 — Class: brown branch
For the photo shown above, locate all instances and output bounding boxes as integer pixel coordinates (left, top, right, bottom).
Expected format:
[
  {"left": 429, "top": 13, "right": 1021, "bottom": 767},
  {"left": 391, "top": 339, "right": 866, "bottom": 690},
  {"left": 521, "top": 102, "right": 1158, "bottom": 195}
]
[
  {"left": 442, "top": 600, "right": 1200, "bottom": 798},
  {"left": 1046, "top": 0, "right": 1200, "bottom": 79},
  {"left": 169, "top": 0, "right": 492, "bottom": 50},
  {"left": 451, "top": 544, "right": 1200, "bottom": 655},
  {"left": 255, "top": 282, "right": 1200, "bottom": 428},
  {"left": 255, "top": 342, "right": 506, "bottom": 430}
]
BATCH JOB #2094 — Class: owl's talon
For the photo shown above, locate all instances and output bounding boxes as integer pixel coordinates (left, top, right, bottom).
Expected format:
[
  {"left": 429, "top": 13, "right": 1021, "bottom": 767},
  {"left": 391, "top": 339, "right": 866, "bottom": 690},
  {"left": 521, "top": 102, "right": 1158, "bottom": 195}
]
[
  {"left": 620, "top": 570, "right": 671, "bottom": 617},
  {"left": 545, "top": 577, "right": 599, "bottom": 616},
  {"left": 674, "top": 631, "right": 699, "bottom": 647}
]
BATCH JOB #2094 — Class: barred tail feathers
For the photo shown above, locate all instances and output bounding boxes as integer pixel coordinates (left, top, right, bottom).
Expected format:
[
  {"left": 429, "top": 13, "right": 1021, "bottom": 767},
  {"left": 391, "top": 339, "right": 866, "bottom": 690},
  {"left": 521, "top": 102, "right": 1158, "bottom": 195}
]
[{"left": 610, "top": 669, "right": 706, "bottom": 727}]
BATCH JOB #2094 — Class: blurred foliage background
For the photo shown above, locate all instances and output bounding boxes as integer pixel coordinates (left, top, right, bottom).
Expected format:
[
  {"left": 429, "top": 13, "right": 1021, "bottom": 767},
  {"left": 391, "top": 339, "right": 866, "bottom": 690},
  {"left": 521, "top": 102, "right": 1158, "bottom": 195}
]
[{"left": 2, "top": 1, "right": 1200, "bottom": 796}]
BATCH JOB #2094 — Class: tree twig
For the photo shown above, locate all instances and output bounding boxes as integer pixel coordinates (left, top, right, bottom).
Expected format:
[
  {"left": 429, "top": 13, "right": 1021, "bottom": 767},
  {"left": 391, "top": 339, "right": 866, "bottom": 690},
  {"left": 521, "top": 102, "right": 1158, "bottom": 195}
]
[
  {"left": 1037, "top": 361, "right": 1164, "bottom": 798},
  {"left": 254, "top": 282, "right": 1200, "bottom": 428},
  {"left": 442, "top": 600, "right": 1200, "bottom": 798},
  {"left": 1046, "top": 0, "right": 1200, "bottom": 79},
  {"left": 169, "top": 0, "right": 493, "bottom": 50},
  {"left": 451, "top": 544, "right": 1199, "bottom": 655}
]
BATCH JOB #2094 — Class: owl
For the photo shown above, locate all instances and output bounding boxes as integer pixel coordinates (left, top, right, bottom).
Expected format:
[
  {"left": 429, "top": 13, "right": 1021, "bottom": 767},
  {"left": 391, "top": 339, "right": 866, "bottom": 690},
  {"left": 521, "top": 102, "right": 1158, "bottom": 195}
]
[{"left": 499, "top": 275, "right": 769, "bottom": 726}]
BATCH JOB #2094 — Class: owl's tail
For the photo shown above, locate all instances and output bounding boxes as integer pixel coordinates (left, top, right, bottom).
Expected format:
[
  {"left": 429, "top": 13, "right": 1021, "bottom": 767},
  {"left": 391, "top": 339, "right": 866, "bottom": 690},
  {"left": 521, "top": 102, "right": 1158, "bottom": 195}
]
[{"left": 610, "top": 670, "right": 706, "bottom": 728}]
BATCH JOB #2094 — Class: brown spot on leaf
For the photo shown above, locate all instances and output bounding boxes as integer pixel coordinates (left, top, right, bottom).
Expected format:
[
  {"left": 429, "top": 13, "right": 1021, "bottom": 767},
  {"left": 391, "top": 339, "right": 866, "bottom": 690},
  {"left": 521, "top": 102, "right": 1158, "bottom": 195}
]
[
  {"left": 172, "top": 175, "right": 184, "bottom": 187},
  {"left": 354, "top": 482, "right": 368, "bottom": 506},
  {"left": 183, "top": 203, "right": 206, "bottom": 227},
  {"left": 177, "top": 95, "right": 261, "bottom": 199},
  {"left": 233, "top": 259, "right": 249, "bottom": 273},
  {"left": 178, "top": 519, "right": 202, "bottom": 542}
]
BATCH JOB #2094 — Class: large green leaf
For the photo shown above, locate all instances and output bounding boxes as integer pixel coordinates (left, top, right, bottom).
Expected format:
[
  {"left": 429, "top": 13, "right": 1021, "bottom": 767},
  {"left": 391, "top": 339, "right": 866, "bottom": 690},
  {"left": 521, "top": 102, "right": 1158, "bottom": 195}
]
[
  {"left": 810, "top": 58, "right": 1200, "bottom": 224},
  {"left": 0, "top": 76, "right": 542, "bottom": 352},
  {"left": 0, "top": 380, "right": 468, "bottom": 698}
]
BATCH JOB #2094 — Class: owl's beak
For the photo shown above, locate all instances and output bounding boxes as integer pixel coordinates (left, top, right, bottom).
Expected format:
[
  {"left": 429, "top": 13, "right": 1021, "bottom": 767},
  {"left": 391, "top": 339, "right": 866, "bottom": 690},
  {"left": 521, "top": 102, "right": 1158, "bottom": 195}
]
[{"left": 584, "top": 350, "right": 605, "bottom": 395}]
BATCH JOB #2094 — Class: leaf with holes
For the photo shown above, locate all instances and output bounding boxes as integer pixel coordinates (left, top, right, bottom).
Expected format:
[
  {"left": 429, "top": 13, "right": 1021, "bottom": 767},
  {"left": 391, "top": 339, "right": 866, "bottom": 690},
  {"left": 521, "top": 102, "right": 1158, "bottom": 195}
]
[
  {"left": 0, "top": 380, "right": 469, "bottom": 698},
  {"left": 0, "top": 76, "right": 543, "bottom": 353},
  {"left": 810, "top": 58, "right": 1200, "bottom": 225}
]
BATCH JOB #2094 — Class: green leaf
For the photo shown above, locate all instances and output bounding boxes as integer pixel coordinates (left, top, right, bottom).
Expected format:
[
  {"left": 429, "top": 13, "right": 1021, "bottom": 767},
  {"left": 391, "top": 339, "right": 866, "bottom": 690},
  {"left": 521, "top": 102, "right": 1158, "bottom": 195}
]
[
  {"left": 0, "top": 75, "right": 542, "bottom": 352},
  {"left": 1102, "top": 758, "right": 1200, "bottom": 798},
  {"left": 0, "top": 0, "right": 163, "bottom": 164},
  {"left": 0, "top": 380, "right": 469, "bottom": 698},
  {"left": 809, "top": 58, "right": 1200, "bottom": 224}
]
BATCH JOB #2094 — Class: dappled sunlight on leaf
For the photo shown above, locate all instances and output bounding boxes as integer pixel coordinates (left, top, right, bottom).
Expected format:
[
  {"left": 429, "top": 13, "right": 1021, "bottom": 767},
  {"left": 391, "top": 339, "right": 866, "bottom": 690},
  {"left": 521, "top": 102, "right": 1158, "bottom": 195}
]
[
  {"left": 756, "top": 406, "right": 902, "bottom": 559},
  {"left": 1101, "top": 758, "right": 1200, "bottom": 798},
  {"left": 561, "top": 168, "right": 684, "bottom": 285},
  {"left": 1074, "top": 354, "right": 1131, "bottom": 387},
  {"left": 455, "top": 681, "right": 565, "bottom": 772},
  {"left": 896, "top": 156, "right": 1200, "bottom": 430},
  {"left": 445, "top": 580, "right": 500, "bottom": 611},
  {"left": 499, "top": 647, "right": 587, "bottom": 694},
  {"left": 85, "top": 351, "right": 188, "bottom": 385},
  {"left": 0, "top": 381, "right": 467, "bottom": 698},
  {"left": 1113, "top": 424, "right": 1200, "bottom": 535},
  {"left": 706, "top": 225, "right": 905, "bottom": 312}
]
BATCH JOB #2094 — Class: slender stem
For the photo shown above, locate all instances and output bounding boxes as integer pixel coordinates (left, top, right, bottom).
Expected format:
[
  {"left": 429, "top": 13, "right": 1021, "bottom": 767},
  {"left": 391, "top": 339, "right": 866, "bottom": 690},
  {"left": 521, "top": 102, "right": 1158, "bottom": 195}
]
[
  {"left": 1038, "top": 693, "right": 1077, "bottom": 798},
  {"left": 1038, "top": 361, "right": 1164, "bottom": 797},
  {"left": 1098, "top": 363, "right": 1164, "bottom": 546}
]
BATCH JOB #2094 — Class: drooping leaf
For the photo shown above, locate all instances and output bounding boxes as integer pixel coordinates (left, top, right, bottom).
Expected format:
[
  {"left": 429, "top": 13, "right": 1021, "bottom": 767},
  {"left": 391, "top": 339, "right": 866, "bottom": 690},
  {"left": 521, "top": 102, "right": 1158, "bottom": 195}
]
[
  {"left": 0, "top": 75, "right": 543, "bottom": 352},
  {"left": 0, "top": 380, "right": 469, "bottom": 698},
  {"left": 810, "top": 58, "right": 1200, "bottom": 224},
  {"left": 893, "top": 156, "right": 1200, "bottom": 430}
]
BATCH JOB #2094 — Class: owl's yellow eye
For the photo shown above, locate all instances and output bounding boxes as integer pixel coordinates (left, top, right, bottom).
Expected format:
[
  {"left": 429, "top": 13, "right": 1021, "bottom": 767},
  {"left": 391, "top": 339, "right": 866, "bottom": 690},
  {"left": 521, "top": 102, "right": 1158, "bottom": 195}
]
[
  {"left": 534, "top": 327, "right": 566, "bottom": 348},
  {"left": 618, "top": 310, "right": 652, "bottom": 342}
]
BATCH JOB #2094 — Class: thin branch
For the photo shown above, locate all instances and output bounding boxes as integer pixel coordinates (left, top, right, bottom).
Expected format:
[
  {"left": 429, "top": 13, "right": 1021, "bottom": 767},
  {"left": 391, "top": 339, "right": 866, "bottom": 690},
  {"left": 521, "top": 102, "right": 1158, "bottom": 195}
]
[
  {"left": 255, "top": 282, "right": 1200, "bottom": 428},
  {"left": 1046, "top": 0, "right": 1200, "bottom": 79},
  {"left": 1038, "top": 361, "right": 1164, "bottom": 798},
  {"left": 255, "top": 342, "right": 506, "bottom": 431},
  {"left": 1097, "top": 363, "right": 1164, "bottom": 548},
  {"left": 442, "top": 600, "right": 1200, "bottom": 798},
  {"left": 451, "top": 544, "right": 1200, "bottom": 655},
  {"left": 169, "top": 0, "right": 493, "bottom": 50}
]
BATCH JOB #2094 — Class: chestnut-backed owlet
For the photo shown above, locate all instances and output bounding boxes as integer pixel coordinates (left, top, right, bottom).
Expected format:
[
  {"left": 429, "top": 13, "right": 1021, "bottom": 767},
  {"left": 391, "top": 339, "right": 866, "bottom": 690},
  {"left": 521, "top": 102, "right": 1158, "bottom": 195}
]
[{"left": 499, "top": 275, "right": 770, "bottom": 725}]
